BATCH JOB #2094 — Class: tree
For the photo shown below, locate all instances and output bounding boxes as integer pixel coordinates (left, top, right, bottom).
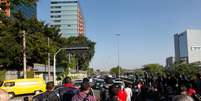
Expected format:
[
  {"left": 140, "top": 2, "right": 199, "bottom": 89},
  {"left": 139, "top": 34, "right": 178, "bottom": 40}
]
[
  {"left": 0, "top": 1, "right": 96, "bottom": 72},
  {"left": 172, "top": 62, "right": 199, "bottom": 78},
  {"left": 60, "top": 36, "right": 95, "bottom": 70},
  {"left": 134, "top": 69, "right": 144, "bottom": 77},
  {"left": 143, "top": 64, "right": 165, "bottom": 76},
  {"left": 87, "top": 68, "right": 94, "bottom": 76},
  {"left": 110, "top": 66, "right": 124, "bottom": 77},
  {"left": 0, "top": 13, "right": 61, "bottom": 69}
]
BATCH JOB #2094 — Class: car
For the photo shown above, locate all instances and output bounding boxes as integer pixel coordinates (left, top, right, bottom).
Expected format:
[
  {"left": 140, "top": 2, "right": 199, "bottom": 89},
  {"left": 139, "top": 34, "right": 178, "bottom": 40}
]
[
  {"left": 73, "top": 80, "right": 83, "bottom": 88},
  {"left": 0, "top": 78, "right": 46, "bottom": 98},
  {"left": 113, "top": 80, "right": 125, "bottom": 88},
  {"left": 93, "top": 79, "right": 105, "bottom": 89}
]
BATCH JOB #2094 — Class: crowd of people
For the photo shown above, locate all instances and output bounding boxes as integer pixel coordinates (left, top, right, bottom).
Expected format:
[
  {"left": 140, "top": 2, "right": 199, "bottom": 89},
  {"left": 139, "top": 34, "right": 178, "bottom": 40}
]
[
  {"left": 99, "top": 74, "right": 200, "bottom": 101},
  {"left": 127, "top": 73, "right": 201, "bottom": 101},
  {"left": 0, "top": 74, "right": 201, "bottom": 101}
]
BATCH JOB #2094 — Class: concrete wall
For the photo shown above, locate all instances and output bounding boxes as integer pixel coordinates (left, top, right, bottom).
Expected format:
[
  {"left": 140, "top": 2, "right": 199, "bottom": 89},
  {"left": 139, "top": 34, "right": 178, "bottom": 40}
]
[
  {"left": 5, "top": 70, "right": 23, "bottom": 80},
  {"left": 187, "top": 29, "right": 201, "bottom": 63}
]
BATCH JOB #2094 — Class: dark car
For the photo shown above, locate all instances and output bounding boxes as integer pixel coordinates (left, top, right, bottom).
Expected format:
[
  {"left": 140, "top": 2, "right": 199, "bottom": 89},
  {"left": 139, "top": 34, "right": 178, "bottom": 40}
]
[
  {"left": 93, "top": 79, "right": 105, "bottom": 89},
  {"left": 73, "top": 80, "right": 83, "bottom": 88}
]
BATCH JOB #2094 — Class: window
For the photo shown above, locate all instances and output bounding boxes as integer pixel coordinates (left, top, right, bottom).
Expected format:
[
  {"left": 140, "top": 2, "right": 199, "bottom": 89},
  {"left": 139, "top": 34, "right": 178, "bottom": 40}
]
[
  {"left": 51, "top": 15, "right": 61, "bottom": 18},
  {"left": 53, "top": 25, "right": 61, "bottom": 27},
  {"left": 51, "top": 1, "right": 77, "bottom": 4},
  {"left": 4, "top": 82, "right": 15, "bottom": 87},
  {"left": 51, "top": 6, "right": 61, "bottom": 9},
  {"left": 51, "top": 25, "right": 61, "bottom": 27},
  {"left": 54, "top": 20, "right": 61, "bottom": 23},
  {"left": 191, "top": 46, "right": 201, "bottom": 51},
  {"left": 51, "top": 11, "right": 61, "bottom": 13},
  {"left": 68, "top": 25, "right": 71, "bottom": 27}
]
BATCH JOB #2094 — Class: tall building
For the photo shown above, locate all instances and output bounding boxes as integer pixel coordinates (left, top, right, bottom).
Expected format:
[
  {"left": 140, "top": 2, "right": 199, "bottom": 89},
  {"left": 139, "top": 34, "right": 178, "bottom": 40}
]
[
  {"left": 50, "top": 0, "right": 85, "bottom": 37},
  {"left": 174, "top": 29, "right": 201, "bottom": 63},
  {"left": 13, "top": 3, "right": 37, "bottom": 18},
  {"left": 166, "top": 56, "right": 175, "bottom": 68},
  {"left": 0, "top": 0, "right": 36, "bottom": 17}
]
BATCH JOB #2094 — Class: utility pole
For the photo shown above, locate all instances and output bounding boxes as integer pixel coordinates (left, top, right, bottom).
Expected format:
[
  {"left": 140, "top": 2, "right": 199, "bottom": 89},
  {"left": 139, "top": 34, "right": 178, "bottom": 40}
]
[
  {"left": 23, "top": 30, "right": 27, "bottom": 79},
  {"left": 48, "top": 37, "right": 51, "bottom": 81},
  {"left": 68, "top": 52, "right": 71, "bottom": 74},
  {"left": 53, "top": 47, "right": 89, "bottom": 85},
  {"left": 115, "top": 34, "right": 120, "bottom": 78}
]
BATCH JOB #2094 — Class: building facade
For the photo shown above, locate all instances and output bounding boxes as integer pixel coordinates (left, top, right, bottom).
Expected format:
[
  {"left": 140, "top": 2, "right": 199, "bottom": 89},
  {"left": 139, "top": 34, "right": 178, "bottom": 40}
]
[
  {"left": 13, "top": 3, "right": 37, "bottom": 18},
  {"left": 174, "top": 29, "right": 201, "bottom": 63},
  {"left": 166, "top": 56, "right": 175, "bottom": 68},
  {"left": 50, "top": 0, "right": 85, "bottom": 37},
  {"left": 0, "top": 0, "right": 36, "bottom": 17}
]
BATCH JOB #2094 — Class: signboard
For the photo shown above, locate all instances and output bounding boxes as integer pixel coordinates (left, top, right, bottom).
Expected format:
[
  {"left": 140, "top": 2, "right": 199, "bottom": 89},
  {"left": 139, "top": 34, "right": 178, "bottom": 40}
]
[{"left": 33, "top": 63, "right": 53, "bottom": 72}]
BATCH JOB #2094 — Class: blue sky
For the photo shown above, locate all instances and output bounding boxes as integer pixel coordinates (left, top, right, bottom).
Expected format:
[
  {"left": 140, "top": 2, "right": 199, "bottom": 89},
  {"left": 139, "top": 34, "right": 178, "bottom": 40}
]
[{"left": 37, "top": 0, "right": 201, "bottom": 70}]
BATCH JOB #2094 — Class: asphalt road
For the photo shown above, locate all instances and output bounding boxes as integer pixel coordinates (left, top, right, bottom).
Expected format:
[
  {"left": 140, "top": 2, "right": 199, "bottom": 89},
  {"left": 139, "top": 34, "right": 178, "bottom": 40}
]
[
  {"left": 10, "top": 90, "right": 100, "bottom": 101},
  {"left": 10, "top": 94, "right": 32, "bottom": 101}
]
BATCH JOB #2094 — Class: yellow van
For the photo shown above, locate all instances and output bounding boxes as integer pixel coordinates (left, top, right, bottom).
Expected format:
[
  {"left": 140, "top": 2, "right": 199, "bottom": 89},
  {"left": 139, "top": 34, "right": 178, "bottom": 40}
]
[{"left": 0, "top": 78, "right": 46, "bottom": 97}]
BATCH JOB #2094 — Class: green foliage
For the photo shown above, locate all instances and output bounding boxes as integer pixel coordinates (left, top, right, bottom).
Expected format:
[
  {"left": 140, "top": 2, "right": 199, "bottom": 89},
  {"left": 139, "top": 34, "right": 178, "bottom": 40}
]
[
  {"left": 0, "top": 12, "right": 96, "bottom": 72},
  {"left": 0, "top": 70, "right": 6, "bottom": 81},
  {"left": 134, "top": 69, "right": 144, "bottom": 77},
  {"left": 0, "top": 0, "right": 96, "bottom": 71},
  {"left": 143, "top": 64, "right": 165, "bottom": 76},
  {"left": 57, "top": 68, "right": 70, "bottom": 81},
  {"left": 87, "top": 68, "right": 94, "bottom": 76},
  {"left": 27, "top": 70, "right": 34, "bottom": 78},
  {"left": 60, "top": 36, "right": 95, "bottom": 70},
  {"left": 0, "top": 13, "right": 61, "bottom": 69},
  {"left": 110, "top": 66, "right": 124, "bottom": 77},
  {"left": 172, "top": 62, "right": 199, "bottom": 78}
]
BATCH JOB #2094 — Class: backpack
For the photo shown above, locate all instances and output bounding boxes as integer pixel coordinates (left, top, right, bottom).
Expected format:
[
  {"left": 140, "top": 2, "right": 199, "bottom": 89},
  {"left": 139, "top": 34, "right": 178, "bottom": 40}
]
[
  {"left": 32, "top": 92, "right": 53, "bottom": 101},
  {"left": 63, "top": 86, "right": 79, "bottom": 101},
  {"left": 47, "top": 86, "right": 79, "bottom": 101},
  {"left": 100, "top": 85, "right": 110, "bottom": 101}
]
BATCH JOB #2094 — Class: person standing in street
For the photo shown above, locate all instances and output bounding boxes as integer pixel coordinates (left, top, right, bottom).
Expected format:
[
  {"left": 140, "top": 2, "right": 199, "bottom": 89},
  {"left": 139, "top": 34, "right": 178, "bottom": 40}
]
[
  {"left": 0, "top": 89, "right": 9, "bottom": 101},
  {"left": 32, "top": 81, "right": 55, "bottom": 101},
  {"left": 125, "top": 84, "right": 132, "bottom": 101},
  {"left": 100, "top": 77, "right": 113, "bottom": 101},
  {"left": 117, "top": 85, "right": 127, "bottom": 101},
  {"left": 72, "top": 81, "right": 96, "bottom": 101}
]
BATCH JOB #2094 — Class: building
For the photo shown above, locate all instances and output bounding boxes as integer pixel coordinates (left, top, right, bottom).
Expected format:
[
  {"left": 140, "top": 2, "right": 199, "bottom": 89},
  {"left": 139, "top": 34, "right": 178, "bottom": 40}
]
[
  {"left": 174, "top": 29, "right": 201, "bottom": 63},
  {"left": 166, "top": 56, "right": 175, "bottom": 68},
  {"left": 0, "top": 0, "right": 36, "bottom": 17},
  {"left": 50, "top": 0, "right": 85, "bottom": 37},
  {"left": 13, "top": 3, "right": 37, "bottom": 18}
]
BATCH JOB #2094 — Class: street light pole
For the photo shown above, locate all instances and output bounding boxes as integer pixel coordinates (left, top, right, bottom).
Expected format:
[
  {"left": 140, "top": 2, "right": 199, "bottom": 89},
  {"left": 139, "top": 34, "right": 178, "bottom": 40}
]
[
  {"left": 48, "top": 37, "right": 51, "bottom": 82},
  {"left": 53, "top": 47, "right": 89, "bottom": 85},
  {"left": 53, "top": 48, "right": 63, "bottom": 85},
  {"left": 115, "top": 34, "right": 120, "bottom": 78},
  {"left": 22, "top": 30, "right": 27, "bottom": 79}
]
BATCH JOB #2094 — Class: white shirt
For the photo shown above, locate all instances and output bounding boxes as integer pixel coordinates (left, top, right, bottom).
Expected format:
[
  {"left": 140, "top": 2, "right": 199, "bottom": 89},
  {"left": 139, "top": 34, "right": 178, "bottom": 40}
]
[{"left": 125, "top": 87, "right": 133, "bottom": 101}]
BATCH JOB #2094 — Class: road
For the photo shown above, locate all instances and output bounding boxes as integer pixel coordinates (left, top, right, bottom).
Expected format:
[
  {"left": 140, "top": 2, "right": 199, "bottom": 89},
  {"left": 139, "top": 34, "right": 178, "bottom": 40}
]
[
  {"left": 10, "top": 94, "right": 32, "bottom": 101},
  {"left": 10, "top": 90, "right": 100, "bottom": 101}
]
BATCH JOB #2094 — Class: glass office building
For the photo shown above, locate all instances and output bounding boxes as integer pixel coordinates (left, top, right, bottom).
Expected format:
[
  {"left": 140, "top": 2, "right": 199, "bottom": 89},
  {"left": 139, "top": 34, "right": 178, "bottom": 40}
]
[
  {"left": 13, "top": 3, "right": 37, "bottom": 18},
  {"left": 174, "top": 29, "right": 201, "bottom": 63},
  {"left": 50, "top": 0, "right": 85, "bottom": 37}
]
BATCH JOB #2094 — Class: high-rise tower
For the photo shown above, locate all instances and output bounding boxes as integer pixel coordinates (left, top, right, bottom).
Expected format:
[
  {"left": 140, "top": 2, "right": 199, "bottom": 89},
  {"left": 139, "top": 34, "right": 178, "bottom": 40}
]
[{"left": 50, "top": 0, "right": 85, "bottom": 37}]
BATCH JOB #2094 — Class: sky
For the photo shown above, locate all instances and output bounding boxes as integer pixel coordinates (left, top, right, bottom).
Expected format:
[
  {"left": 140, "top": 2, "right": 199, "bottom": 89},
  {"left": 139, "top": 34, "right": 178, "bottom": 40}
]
[{"left": 37, "top": 0, "right": 201, "bottom": 70}]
